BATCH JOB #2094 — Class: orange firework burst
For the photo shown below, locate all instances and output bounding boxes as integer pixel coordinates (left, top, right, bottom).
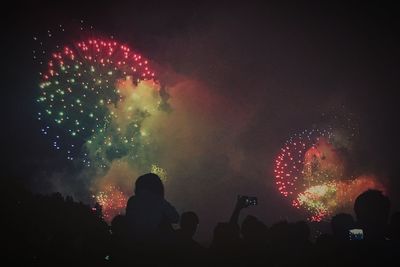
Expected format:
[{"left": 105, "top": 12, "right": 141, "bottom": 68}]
[{"left": 94, "top": 185, "right": 128, "bottom": 222}]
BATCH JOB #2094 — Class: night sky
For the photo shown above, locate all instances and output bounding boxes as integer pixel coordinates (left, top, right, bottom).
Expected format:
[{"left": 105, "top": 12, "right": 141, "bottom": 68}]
[{"left": 2, "top": 1, "right": 400, "bottom": 241}]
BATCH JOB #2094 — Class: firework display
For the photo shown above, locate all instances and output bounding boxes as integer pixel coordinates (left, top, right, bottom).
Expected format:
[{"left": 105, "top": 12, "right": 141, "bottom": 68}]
[
  {"left": 35, "top": 32, "right": 170, "bottom": 221},
  {"left": 93, "top": 185, "right": 128, "bottom": 221},
  {"left": 275, "top": 128, "right": 384, "bottom": 221},
  {"left": 34, "top": 27, "right": 387, "bottom": 224},
  {"left": 274, "top": 129, "right": 335, "bottom": 198},
  {"left": 36, "top": 38, "right": 156, "bottom": 165}
]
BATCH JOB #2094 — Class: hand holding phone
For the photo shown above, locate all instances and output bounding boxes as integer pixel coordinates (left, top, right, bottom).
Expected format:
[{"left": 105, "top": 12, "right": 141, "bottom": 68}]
[{"left": 237, "top": 195, "right": 258, "bottom": 208}]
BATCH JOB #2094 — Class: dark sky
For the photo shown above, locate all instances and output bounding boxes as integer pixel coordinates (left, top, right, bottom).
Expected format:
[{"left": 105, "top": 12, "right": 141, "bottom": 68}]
[{"left": 2, "top": 1, "right": 400, "bottom": 239}]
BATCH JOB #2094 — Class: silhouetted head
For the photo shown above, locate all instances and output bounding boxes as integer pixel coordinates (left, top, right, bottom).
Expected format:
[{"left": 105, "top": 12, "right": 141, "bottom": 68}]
[
  {"left": 291, "top": 221, "right": 310, "bottom": 243},
  {"left": 331, "top": 213, "right": 354, "bottom": 241},
  {"left": 354, "top": 190, "right": 390, "bottom": 240},
  {"left": 269, "top": 220, "right": 290, "bottom": 243},
  {"left": 241, "top": 215, "right": 267, "bottom": 242},
  {"left": 180, "top": 211, "right": 199, "bottom": 237},
  {"left": 134, "top": 173, "right": 164, "bottom": 197},
  {"left": 212, "top": 222, "right": 240, "bottom": 249}
]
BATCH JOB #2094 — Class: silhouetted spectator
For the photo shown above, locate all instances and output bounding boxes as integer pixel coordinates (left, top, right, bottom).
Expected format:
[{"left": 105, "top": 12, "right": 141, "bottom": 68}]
[
  {"left": 210, "top": 222, "right": 241, "bottom": 262},
  {"left": 241, "top": 215, "right": 267, "bottom": 245},
  {"left": 389, "top": 212, "right": 400, "bottom": 241},
  {"left": 175, "top": 211, "right": 205, "bottom": 260},
  {"left": 268, "top": 220, "right": 291, "bottom": 245},
  {"left": 287, "top": 221, "right": 312, "bottom": 265},
  {"left": 291, "top": 221, "right": 311, "bottom": 243},
  {"left": 93, "top": 202, "right": 103, "bottom": 219},
  {"left": 126, "top": 173, "right": 179, "bottom": 242},
  {"left": 331, "top": 213, "right": 355, "bottom": 241},
  {"left": 267, "top": 220, "right": 292, "bottom": 265},
  {"left": 110, "top": 215, "right": 128, "bottom": 263},
  {"left": 350, "top": 190, "right": 396, "bottom": 266},
  {"left": 210, "top": 195, "right": 257, "bottom": 262},
  {"left": 229, "top": 195, "right": 255, "bottom": 226},
  {"left": 354, "top": 189, "right": 391, "bottom": 241},
  {"left": 176, "top": 211, "right": 199, "bottom": 241},
  {"left": 240, "top": 215, "right": 269, "bottom": 263},
  {"left": 5, "top": 178, "right": 400, "bottom": 265}
]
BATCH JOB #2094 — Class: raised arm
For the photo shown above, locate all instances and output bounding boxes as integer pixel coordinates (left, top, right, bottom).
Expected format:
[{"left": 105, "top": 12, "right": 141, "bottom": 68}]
[{"left": 229, "top": 195, "right": 249, "bottom": 225}]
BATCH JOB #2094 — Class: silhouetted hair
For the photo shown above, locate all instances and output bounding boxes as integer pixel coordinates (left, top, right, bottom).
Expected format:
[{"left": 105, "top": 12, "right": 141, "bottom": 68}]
[
  {"left": 134, "top": 173, "right": 164, "bottom": 197},
  {"left": 241, "top": 215, "right": 267, "bottom": 242},
  {"left": 354, "top": 190, "right": 390, "bottom": 226},
  {"left": 180, "top": 211, "right": 199, "bottom": 229},
  {"left": 241, "top": 215, "right": 259, "bottom": 236}
]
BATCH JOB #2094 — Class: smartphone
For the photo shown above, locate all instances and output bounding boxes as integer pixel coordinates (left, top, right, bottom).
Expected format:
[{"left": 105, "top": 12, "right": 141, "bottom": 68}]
[
  {"left": 241, "top": 196, "right": 257, "bottom": 206},
  {"left": 349, "top": 228, "right": 364, "bottom": 241},
  {"left": 247, "top": 196, "right": 258, "bottom": 206}
]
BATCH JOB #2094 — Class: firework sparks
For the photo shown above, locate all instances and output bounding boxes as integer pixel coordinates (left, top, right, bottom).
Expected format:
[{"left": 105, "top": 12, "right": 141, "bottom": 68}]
[
  {"left": 274, "top": 128, "right": 334, "bottom": 198},
  {"left": 36, "top": 37, "right": 157, "bottom": 167},
  {"left": 275, "top": 128, "right": 384, "bottom": 221},
  {"left": 151, "top": 164, "right": 168, "bottom": 182},
  {"left": 35, "top": 32, "right": 171, "bottom": 220},
  {"left": 94, "top": 185, "right": 128, "bottom": 221}
]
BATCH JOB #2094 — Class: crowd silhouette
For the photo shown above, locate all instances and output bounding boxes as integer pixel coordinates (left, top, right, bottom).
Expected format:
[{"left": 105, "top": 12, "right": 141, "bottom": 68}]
[{"left": 3, "top": 174, "right": 399, "bottom": 265}]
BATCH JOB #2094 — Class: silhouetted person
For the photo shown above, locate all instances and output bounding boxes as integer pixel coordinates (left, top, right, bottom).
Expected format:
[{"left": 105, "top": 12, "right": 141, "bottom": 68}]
[
  {"left": 212, "top": 195, "right": 252, "bottom": 253},
  {"left": 354, "top": 189, "right": 391, "bottom": 241},
  {"left": 240, "top": 215, "right": 268, "bottom": 263},
  {"left": 349, "top": 190, "right": 396, "bottom": 265},
  {"left": 176, "top": 211, "right": 199, "bottom": 241},
  {"left": 93, "top": 202, "right": 103, "bottom": 219},
  {"left": 209, "top": 195, "right": 256, "bottom": 262},
  {"left": 389, "top": 212, "right": 400, "bottom": 241},
  {"left": 291, "top": 221, "right": 311, "bottom": 243},
  {"left": 111, "top": 214, "right": 128, "bottom": 240},
  {"left": 331, "top": 213, "right": 355, "bottom": 241},
  {"left": 241, "top": 215, "right": 268, "bottom": 245},
  {"left": 267, "top": 220, "right": 292, "bottom": 265},
  {"left": 229, "top": 195, "right": 257, "bottom": 225},
  {"left": 175, "top": 211, "right": 205, "bottom": 261},
  {"left": 210, "top": 222, "right": 241, "bottom": 262},
  {"left": 287, "top": 221, "right": 312, "bottom": 265},
  {"left": 126, "top": 173, "right": 179, "bottom": 242},
  {"left": 110, "top": 215, "right": 128, "bottom": 263}
]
